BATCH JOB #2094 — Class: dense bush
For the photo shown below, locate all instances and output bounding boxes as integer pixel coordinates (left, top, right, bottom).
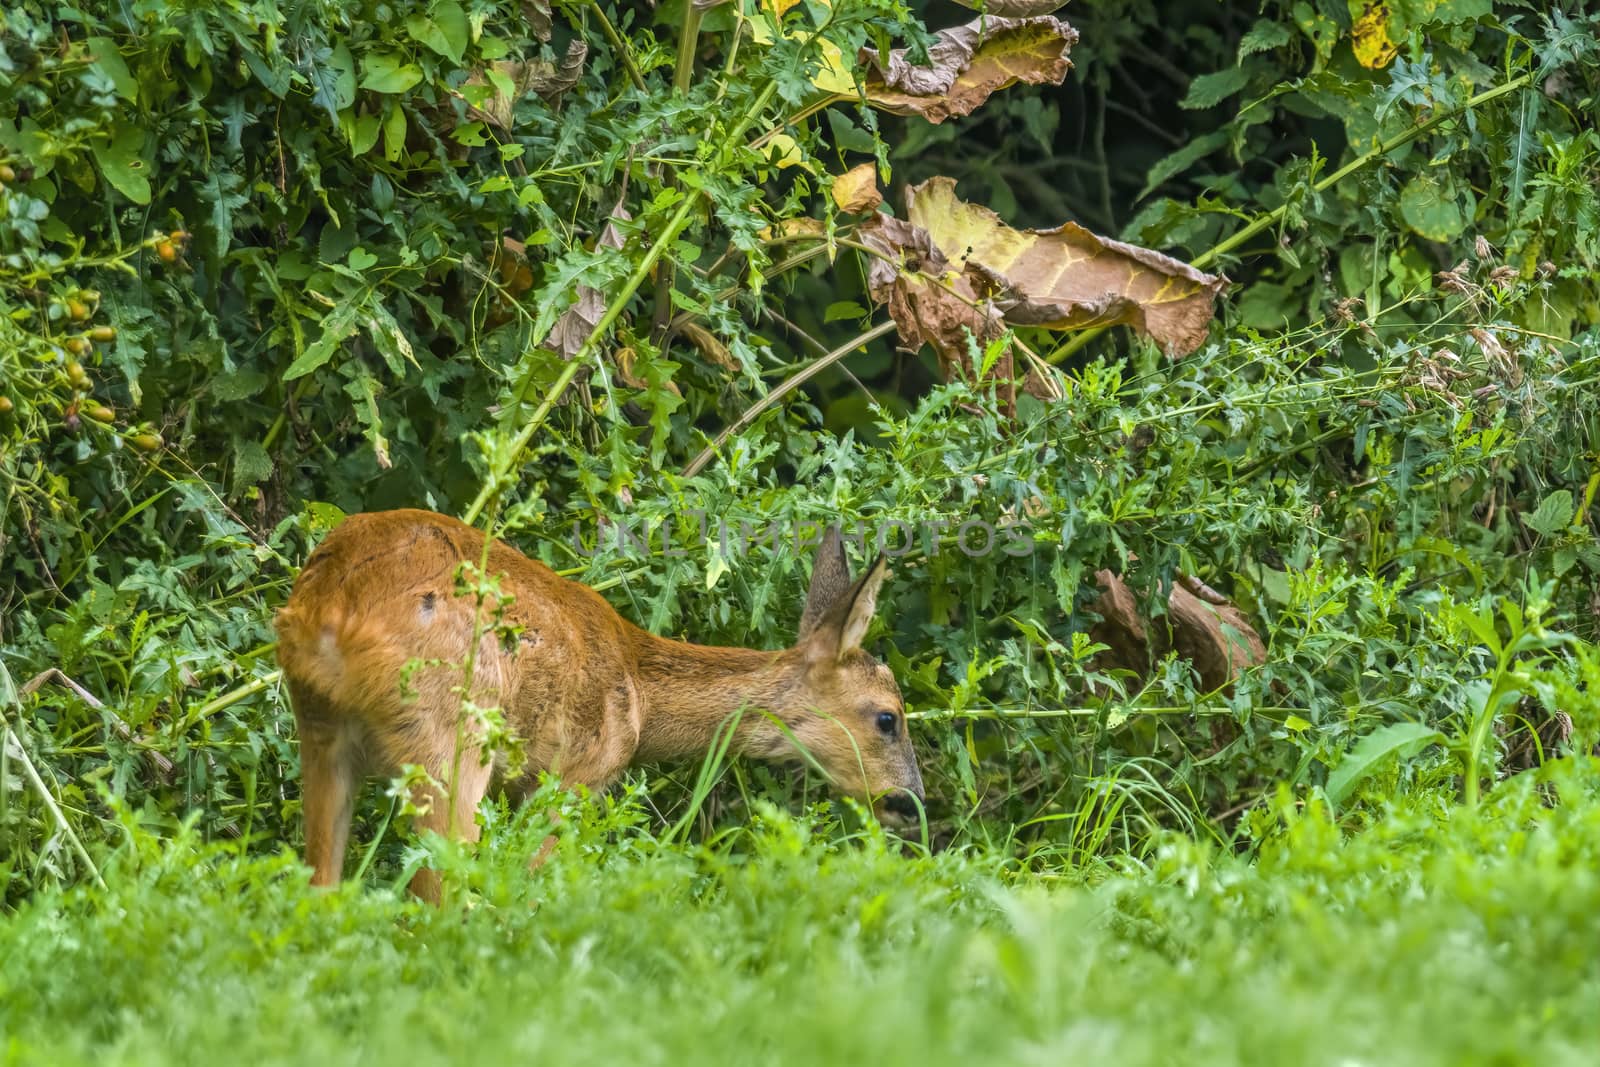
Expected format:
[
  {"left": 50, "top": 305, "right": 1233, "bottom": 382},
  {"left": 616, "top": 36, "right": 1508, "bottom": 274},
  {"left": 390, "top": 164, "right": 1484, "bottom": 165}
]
[{"left": 2, "top": 0, "right": 1597, "bottom": 912}]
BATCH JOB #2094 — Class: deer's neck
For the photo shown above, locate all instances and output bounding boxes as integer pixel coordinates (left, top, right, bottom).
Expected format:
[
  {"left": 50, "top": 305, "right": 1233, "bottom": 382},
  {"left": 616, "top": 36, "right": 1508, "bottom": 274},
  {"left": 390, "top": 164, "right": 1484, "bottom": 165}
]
[{"left": 628, "top": 629, "right": 793, "bottom": 764}]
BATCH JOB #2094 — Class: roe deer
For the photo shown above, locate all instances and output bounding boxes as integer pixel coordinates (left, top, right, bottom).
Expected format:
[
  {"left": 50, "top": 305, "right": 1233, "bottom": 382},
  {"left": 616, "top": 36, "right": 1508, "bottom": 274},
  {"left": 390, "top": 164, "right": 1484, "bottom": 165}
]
[{"left": 274, "top": 508, "right": 923, "bottom": 901}]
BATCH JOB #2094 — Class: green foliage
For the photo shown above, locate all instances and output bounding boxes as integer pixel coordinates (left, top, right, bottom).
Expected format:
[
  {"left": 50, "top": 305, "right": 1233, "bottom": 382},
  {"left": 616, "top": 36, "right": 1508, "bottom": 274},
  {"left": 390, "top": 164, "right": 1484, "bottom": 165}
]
[
  {"left": 1, "top": 5, "right": 1599, "bottom": 1041},
  {"left": 1, "top": 761, "right": 1599, "bottom": 1064}
]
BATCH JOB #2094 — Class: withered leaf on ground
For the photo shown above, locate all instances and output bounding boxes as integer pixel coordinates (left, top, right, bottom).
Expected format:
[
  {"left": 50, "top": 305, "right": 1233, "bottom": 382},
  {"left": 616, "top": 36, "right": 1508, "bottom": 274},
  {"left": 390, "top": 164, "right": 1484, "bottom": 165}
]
[
  {"left": 906, "top": 177, "right": 1228, "bottom": 356},
  {"left": 463, "top": 39, "right": 587, "bottom": 129},
  {"left": 831, "top": 162, "right": 882, "bottom": 214},
  {"left": 860, "top": 15, "right": 1078, "bottom": 124},
  {"left": 546, "top": 199, "right": 630, "bottom": 359}
]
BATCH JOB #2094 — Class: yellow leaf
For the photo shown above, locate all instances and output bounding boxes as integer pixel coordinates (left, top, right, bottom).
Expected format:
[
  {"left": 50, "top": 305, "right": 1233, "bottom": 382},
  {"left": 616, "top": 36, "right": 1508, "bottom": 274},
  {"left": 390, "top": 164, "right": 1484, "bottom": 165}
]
[
  {"left": 1350, "top": 2, "right": 1398, "bottom": 69},
  {"left": 830, "top": 162, "right": 882, "bottom": 214}
]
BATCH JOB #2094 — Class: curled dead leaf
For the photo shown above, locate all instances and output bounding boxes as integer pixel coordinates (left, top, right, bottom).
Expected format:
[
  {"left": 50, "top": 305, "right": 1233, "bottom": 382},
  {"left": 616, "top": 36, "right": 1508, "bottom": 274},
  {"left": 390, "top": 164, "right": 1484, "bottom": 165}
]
[
  {"left": 758, "top": 217, "right": 827, "bottom": 242},
  {"left": 679, "top": 322, "right": 740, "bottom": 372},
  {"left": 546, "top": 199, "right": 630, "bottom": 359},
  {"left": 463, "top": 39, "right": 587, "bottom": 129},
  {"left": 1089, "top": 570, "right": 1266, "bottom": 694},
  {"left": 906, "top": 177, "right": 1227, "bottom": 356},
  {"left": 856, "top": 213, "right": 1014, "bottom": 413},
  {"left": 861, "top": 15, "right": 1078, "bottom": 124},
  {"left": 615, "top": 347, "right": 681, "bottom": 394},
  {"left": 831, "top": 162, "right": 883, "bottom": 215},
  {"left": 948, "top": 0, "right": 1072, "bottom": 14},
  {"left": 522, "top": 0, "right": 552, "bottom": 42}
]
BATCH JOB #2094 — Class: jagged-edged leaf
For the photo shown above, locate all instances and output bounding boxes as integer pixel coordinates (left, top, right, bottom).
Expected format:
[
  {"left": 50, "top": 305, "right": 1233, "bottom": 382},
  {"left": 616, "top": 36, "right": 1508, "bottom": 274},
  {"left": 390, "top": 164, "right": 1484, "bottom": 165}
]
[
  {"left": 860, "top": 15, "right": 1077, "bottom": 124},
  {"left": 1526, "top": 490, "right": 1574, "bottom": 538},
  {"left": 906, "top": 177, "right": 1227, "bottom": 356}
]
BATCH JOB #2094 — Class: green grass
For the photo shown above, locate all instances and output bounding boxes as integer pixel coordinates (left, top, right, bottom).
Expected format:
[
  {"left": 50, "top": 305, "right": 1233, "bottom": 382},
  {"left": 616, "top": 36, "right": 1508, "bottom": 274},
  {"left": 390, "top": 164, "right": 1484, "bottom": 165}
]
[{"left": 3, "top": 765, "right": 1597, "bottom": 1067}]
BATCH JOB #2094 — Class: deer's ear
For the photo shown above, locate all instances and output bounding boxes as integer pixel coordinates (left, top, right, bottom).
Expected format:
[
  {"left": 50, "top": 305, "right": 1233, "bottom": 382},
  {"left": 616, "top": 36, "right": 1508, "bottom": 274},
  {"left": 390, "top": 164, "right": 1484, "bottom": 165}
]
[
  {"left": 799, "top": 526, "right": 852, "bottom": 640},
  {"left": 836, "top": 554, "right": 889, "bottom": 654},
  {"left": 803, "top": 553, "right": 890, "bottom": 663}
]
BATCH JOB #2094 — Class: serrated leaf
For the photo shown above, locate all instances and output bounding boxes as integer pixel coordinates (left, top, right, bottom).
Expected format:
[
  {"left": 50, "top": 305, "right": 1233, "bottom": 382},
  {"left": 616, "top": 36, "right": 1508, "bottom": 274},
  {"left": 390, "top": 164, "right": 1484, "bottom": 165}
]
[
  {"left": 91, "top": 123, "right": 151, "bottom": 204},
  {"left": 1325, "top": 722, "right": 1442, "bottom": 808},
  {"left": 1181, "top": 65, "right": 1250, "bottom": 109},
  {"left": 1237, "top": 19, "right": 1291, "bottom": 59},
  {"left": 1526, "top": 490, "right": 1574, "bottom": 538},
  {"left": 232, "top": 438, "right": 274, "bottom": 487},
  {"left": 309, "top": 43, "right": 356, "bottom": 118},
  {"left": 284, "top": 297, "right": 363, "bottom": 380}
]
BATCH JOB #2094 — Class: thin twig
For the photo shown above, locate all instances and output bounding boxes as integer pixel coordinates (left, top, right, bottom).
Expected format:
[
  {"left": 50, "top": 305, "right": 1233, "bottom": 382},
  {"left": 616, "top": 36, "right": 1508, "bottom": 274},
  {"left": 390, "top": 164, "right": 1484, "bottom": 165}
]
[
  {"left": 21, "top": 669, "right": 174, "bottom": 780},
  {"left": 683, "top": 320, "right": 897, "bottom": 477}
]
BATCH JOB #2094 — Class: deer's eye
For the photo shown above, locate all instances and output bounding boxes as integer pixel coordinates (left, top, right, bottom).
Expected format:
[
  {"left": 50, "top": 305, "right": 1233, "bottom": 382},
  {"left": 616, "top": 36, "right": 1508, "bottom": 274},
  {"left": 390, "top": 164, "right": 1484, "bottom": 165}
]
[{"left": 875, "top": 711, "right": 898, "bottom": 737}]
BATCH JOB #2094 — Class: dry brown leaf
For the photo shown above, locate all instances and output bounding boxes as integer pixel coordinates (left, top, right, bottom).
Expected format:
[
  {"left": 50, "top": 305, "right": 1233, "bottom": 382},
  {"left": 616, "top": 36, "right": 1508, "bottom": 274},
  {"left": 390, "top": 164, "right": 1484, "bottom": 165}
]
[
  {"left": 860, "top": 15, "right": 1078, "bottom": 124},
  {"left": 906, "top": 177, "right": 1228, "bottom": 356},
  {"left": 948, "top": 0, "right": 1072, "bottom": 14},
  {"left": 546, "top": 199, "right": 630, "bottom": 359},
  {"left": 831, "top": 162, "right": 883, "bottom": 214},
  {"left": 522, "top": 0, "right": 552, "bottom": 42},
  {"left": 679, "top": 322, "right": 740, "bottom": 372},
  {"left": 463, "top": 40, "right": 587, "bottom": 129},
  {"left": 615, "top": 347, "right": 682, "bottom": 394},
  {"left": 758, "top": 217, "right": 827, "bottom": 242},
  {"left": 1089, "top": 571, "right": 1266, "bottom": 694},
  {"left": 857, "top": 213, "right": 1013, "bottom": 413}
]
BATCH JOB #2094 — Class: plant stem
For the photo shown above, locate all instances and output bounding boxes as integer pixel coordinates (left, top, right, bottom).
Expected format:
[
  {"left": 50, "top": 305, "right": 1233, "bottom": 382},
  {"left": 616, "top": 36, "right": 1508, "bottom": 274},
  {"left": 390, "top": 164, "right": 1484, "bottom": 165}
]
[
  {"left": 682, "top": 319, "right": 896, "bottom": 477},
  {"left": 462, "top": 78, "right": 781, "bottom": 525}
]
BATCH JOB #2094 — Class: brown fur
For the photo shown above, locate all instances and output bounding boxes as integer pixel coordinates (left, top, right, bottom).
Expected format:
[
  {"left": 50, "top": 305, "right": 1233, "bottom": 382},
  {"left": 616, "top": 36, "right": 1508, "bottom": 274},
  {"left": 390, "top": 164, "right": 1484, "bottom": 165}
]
[{"left": 275, "top": 509, "right": 922, "bottom": 902}]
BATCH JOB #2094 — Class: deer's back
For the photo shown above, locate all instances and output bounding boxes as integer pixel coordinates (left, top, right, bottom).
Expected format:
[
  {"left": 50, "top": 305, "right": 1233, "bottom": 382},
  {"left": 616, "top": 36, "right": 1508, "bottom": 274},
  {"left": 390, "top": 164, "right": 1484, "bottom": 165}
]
[{"left": 275, "top": 509, "right": 647, "bottom": 787}]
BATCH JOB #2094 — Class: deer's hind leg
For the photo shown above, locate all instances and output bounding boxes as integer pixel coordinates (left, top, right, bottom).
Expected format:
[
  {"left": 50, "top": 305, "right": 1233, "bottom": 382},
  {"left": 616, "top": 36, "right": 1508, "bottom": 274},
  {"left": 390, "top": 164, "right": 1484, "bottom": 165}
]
[
  {"left": 368, "top": 663, "right": 502, "bottom": 905},
  {"left": 288, "top": 680, "right": 363, "bottom": 890}
]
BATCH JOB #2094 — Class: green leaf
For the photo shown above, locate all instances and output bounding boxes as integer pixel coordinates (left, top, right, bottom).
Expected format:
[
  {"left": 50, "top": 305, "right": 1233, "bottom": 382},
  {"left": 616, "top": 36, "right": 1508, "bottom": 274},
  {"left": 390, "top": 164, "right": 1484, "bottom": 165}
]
[
  {"left": 84, "top": 38, "right": 138, "bottom": 102},
  {"left": 232, "top": 438, "right": 274, "bottom": 488},
  {"left": 1526, "top": 490, "right": 1574, "bottom": 538},
  {"left": 1181, "top": 65, "right": 1250, "bottom": 109},
  {"left": 284, "top": 298, "right": 363, "bottom": 380},
  {"left": 1325, "top": 722, "right": 1443, "bottom": 808},
  {"left": 383, "top": 103, "right": 408, "bottom": 163},
  {"left": 91, "top": 123, "right": 151, "bottom": 204},
  {"left": 406, "top": 2, "right": 469, "bottom": 63},
  {"left": 1237, "top": 19, "right": 1291, "bottom": 59},
  {"left": 1399, "top": 174, "right": 1467, "bottom": 241},
  {"left": 346, "top": 111, "right": 381, "bottom": 156},
  {"left": 1140, "top": 129, "right": 1229, "bottom": 200},
  {"left": 360, "top": 53, "right": 424, "bottom": 94},
  {"left": 309, "top": 43, "right": 357, "bottom": 118}
]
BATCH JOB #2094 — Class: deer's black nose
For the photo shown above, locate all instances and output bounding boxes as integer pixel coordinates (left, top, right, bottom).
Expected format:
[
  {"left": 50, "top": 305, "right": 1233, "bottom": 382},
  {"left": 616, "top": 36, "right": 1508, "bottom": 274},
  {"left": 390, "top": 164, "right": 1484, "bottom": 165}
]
[{"left": 883, "top": 792, "right": 922, "bottom": 821}]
